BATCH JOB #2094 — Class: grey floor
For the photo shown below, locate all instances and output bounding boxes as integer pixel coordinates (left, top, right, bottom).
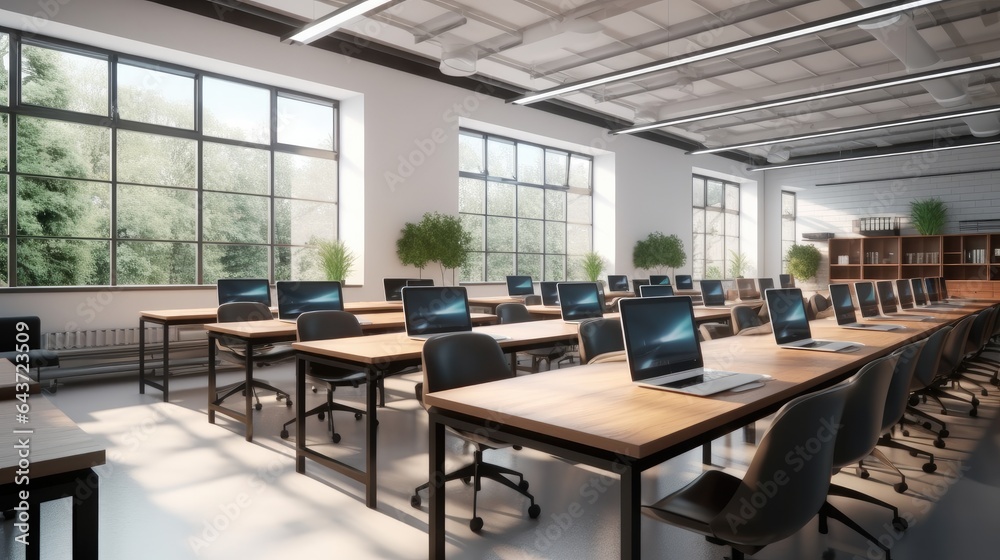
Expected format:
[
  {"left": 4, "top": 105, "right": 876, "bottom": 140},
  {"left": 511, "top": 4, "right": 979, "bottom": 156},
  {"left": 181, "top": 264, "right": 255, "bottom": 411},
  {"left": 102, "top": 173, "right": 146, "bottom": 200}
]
[{"left": 3, "top": 359, "right": 1000, "bottom": 559}]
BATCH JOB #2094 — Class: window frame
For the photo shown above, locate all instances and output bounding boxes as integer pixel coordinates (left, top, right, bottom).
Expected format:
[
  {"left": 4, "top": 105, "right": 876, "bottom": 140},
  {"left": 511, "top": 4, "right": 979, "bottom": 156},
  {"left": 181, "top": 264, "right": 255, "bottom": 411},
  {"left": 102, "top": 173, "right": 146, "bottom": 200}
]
[
  {"left": 781, "top": 190, "right": 797, "bottom": 274},
  {"left": 692, "top": 174, "right": 740, "bottom": 280}
]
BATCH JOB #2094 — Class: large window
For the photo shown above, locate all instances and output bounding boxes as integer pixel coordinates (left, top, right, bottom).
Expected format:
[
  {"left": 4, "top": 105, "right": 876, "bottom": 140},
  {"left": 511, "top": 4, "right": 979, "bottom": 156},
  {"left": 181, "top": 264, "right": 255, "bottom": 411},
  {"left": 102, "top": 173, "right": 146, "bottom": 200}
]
[
  {"left": 781, "top": 191, "right": 796, "bottom": 273},
  {"left": 692, "top": 175, "right": 740, "bottom": 279},
  {"left": 458, "top": 130, "right": 592, "bottom": 282},
  {"left": 0, "top": 31, "right": 338, "bottom": 287}
]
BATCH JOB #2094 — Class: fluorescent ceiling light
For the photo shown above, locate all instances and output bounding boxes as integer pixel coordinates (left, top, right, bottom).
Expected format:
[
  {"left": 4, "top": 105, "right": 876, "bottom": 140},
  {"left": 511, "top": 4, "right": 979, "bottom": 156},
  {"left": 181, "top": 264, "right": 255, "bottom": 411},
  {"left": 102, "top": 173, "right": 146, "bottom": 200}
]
[
  {"left": 511, "top": 0, "right": 945, "bottom": 106},
  {"left": 689, "top": 106, "right": 1000, "bottom": 155},
  {"left": 283, "top": 0, "right": 395, "bottom": 44},
  {"left": 616, "top": 58, "right": 1000, "bottom": 135},
  {"left": 747, "top": 139, "right": 1000, "bottom": 171}
]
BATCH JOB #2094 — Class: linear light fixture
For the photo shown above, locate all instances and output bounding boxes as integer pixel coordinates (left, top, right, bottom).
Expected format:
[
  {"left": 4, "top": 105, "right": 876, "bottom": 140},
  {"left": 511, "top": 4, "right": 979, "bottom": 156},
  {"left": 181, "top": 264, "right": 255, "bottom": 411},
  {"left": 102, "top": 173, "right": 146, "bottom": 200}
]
[
  {"left": 616, "top": 58, "right": 1000, "bottom": 135},
  {"left": 510, "top": 0, "right": 945, "bottom": 106},
  {"left": 689, "top": 105, "right": 1000, "bottom": 155},
  {"left": 746, "top": 139, "right": 1000, "bottom": 172},
  {"left": 282, "top": 0, "right": 395, "bottom": 44}
]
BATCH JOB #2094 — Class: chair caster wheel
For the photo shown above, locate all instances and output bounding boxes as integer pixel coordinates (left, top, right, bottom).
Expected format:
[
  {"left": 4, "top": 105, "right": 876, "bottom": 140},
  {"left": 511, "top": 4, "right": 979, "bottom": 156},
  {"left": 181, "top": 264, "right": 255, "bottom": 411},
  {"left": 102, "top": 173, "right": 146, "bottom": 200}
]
[
  {"left": 286, "top": 399, "right": 293, "bottom": 407},
  {"left": 972, "top": 397, "right": 980, "bottom": 406},
  {"left": 331, "top": 433, "right": 342, "bottom": 443},
  {"left": 939, "top": 429, "right": 949, "bottom": 438},
  {"left": 981, "top": 389, "right": 988, "bottom": 396},
  {"left": 822, "top": 548, "right": 836, "bottom": 560},
  {"left": 410, "top": 495, "right": 421, "bottom": 508},
  {"left": 519, "top": 480, "right": 529, "bottom": 491},
  {"left": 858, "top": 468, "right": 870, "bottom": 479},
  {"left": 934, "top": 439, "right": 946, "bottom": 449},
  {"left": 893, "top": 482, "right": 908, "bottom": 493},
  {"left": 528, "top": 504, "right": 541, "bottom": 519},
  {"left": 513, "top": 445, "right": 523, "bottom": 450},
  {"left": 901, "top": 430, "right": 910, "bottom": 437},
  {"left": 318, "top": 412, "right": 325, "bottom": 421},
  {"left": 909, "top": 451, "right": 919, "bottom": 457},
  {"left": 892, "top": 516, "right": 908, "bottom": 531},
  {"left": 355, "top": 412, "right": 363, "bottom": 420},
  {"left": 940, "top": 409, "right": 948, "bottom": 415},
  {"left": 470, "top": 517, "right": 484, "bottom": 532},
  {"left": 461, "top": 476, "right": 472, "bottom": 485},
  {"left": 922, "top": 421, "right": 932, "bottom": 429},
  {"left": 970, "top": 408, "right": 978, "bottom": 417},
  {"left": 923, "top": 463, "right": 937, "bottom": 473},
  {"left": 311, "top": 386, "right": 318, "bottom": 393},
  {"left": 280, "top": 429, "right": 289, "bottom": 439},
  {"left": 255, "top": 403, "right": 262, "bottom": 411}
]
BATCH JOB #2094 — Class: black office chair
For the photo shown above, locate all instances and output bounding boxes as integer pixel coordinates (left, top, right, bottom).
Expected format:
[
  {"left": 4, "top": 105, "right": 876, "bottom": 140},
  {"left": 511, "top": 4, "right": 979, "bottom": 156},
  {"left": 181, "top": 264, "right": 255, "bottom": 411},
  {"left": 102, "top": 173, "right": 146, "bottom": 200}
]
[
  {"left": 524, "top": 294, "right": 542, "bottom": 306},
  {"left": 279, "top": 311, "right": 370, "bottom": 443},
  {"left": 578, "top": 317, "right": 624, "bottom": 364},
  {"left": 698, "top": 322, "right": 733, "bottom": 341},
  {"left": 902, "top": 325, "right": 952, "bottom": 447},
  {"left": 730, "top": 305, "right": 770, "bottom": 335},
  {"left": 918, "top": 314, "right": 979, "bottom": 417},
  {"left": 952, "top": 305, "right": 998, "bottom": 397},
  {"left": 213, "top": 302, "right": 293, "bottom": 411},
  {"left": 410, "top": 332, "right": 540, "bottom": 532},
  {"left": 0, "top": 316, "right": 60, "bottom": 388},
  {"left": 961, "top": 303, "right": 1000, "bottom": 387},
  {"left": 496, "top": 303, "right": 568, "bottom": 372},
  {"left": 643, "top": 377, "right": 850, "bottom": 560},
  {"left": 807, "top": 294, "right": 832, "bottom": 320}
]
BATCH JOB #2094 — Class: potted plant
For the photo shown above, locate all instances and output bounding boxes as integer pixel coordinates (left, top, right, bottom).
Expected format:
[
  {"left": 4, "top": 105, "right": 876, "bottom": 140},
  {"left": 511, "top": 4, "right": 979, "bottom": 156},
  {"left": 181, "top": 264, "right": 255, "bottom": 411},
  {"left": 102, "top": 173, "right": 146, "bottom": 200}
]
[
  {"left": 909, "top": 198, "right": 947, "bottom": 235},
  {"left": 314, "top": 239, "right": 356, "bottom": 283},
  {"left": 785, "top": 243, "right": 822, "bottom": 282},
  {"left": 728, "top": 250, "right": 750, "bottom": 279},
  {"left": 633, "top": 232, "right": 686, "bottom": 276},
  {"left": 396, "top": 212, "right": 473, "bottom": 285},
  {"left": 580, "top": 251, "right": 606, "bottom": 285}
]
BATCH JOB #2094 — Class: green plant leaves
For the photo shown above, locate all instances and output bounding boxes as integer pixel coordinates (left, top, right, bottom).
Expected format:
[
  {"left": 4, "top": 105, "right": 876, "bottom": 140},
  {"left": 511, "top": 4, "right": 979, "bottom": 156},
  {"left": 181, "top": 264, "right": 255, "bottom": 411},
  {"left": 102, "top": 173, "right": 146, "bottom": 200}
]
[
  {"left": 909, "top": 198, "right": 947, "bottom": 235},
  {"left": 785, "top": 243, "right": 821, "bottom": 281},
  {"left": 396, "top": 212, "right": 473, "bottom": 276},
  {"left": 633, "top": 232, "right": 686, "bottom": 272}
]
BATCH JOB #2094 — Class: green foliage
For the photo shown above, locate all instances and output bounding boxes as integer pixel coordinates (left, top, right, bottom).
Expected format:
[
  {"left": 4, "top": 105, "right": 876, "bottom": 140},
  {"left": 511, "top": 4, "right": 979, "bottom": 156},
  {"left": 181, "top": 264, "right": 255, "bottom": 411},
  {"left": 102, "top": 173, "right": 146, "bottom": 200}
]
[
  {"left": 396, "top": 212, "right": 473, "bottom": 284},
  {"left": 315, "top": 239, "right": 356, "bottom": 282},
  {"left": 909, "top": 198, "right": 947, "bottom": 235},
  {"left": 785, "top": 244, "right": 822, "bottom": 281},
  {"left": 728, "top": 250, "right": 750, "bottom": 278},
  {"left": 633, "top": 232, "right": 686, "bottom": 273},
  {"left": 580, "top": 251, "right": 606, "bottom": 283},
  {"left": 705, "top": 265, "right": 723, "bottom": 280}
]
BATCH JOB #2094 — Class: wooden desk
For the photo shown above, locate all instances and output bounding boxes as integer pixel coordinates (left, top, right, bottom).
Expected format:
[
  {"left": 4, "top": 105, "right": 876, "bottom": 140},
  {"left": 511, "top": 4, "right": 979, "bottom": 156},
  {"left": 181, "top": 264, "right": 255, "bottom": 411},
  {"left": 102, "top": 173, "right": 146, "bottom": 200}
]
[
  {"left": 425, "top": 301, "right": 993, "bottom": 558},
  {"left": 467, "top": 295, "right": 527, "bottom": 312},
  {"left": 523, "top": 304, "right": 749, "bottom": 324},
  {"left": 0, "top": 396, "right": 106, "bottom": 560}
]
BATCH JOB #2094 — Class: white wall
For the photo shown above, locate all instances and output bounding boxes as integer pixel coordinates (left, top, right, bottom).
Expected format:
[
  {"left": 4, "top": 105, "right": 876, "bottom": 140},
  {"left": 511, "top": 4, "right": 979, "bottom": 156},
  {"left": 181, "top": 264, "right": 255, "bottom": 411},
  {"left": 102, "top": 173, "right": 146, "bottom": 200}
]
[{"left": 0, "top": 0, "right": 757, "bottom": 332}]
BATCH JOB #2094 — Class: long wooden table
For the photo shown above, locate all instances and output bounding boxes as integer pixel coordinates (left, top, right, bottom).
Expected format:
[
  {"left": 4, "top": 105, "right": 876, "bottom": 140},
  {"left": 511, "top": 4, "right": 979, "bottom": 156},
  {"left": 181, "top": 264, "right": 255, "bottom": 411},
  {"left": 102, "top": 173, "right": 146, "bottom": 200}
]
[
  {"left": 424, "top": 300, "right": 994, "bottom": 558},
  {"left": 525, "top": 302, "right": 759, "bottom": 323}
]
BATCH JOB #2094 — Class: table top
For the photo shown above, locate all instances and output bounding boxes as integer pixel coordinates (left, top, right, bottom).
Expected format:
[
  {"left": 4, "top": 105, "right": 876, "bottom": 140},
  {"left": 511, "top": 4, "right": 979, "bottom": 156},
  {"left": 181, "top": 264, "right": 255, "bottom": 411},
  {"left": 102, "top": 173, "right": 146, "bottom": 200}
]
[
  {"left": 141, "top": 301, "right": 404, "bottom": 322},
  {"left": 0, "top": 396, "right": 106, "bottom": 480},
  {"left": 203, "top": 312, "right": 496, "bottom": 338},
  {"left": 524, "top": 304, "right": 752, "bottom": 322}
]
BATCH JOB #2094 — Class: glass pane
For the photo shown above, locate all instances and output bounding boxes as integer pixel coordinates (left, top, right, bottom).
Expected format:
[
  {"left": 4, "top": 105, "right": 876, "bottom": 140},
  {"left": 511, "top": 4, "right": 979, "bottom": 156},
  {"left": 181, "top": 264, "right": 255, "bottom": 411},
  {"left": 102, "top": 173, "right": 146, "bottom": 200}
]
[
  {"left": 567, "top": 192, "right": 591, "bottom": 224},
  {"left": 16, "top": 177, "right": 109, "bottom": 238},
  {"left": 693, "top": 235, "right": 705, "bottom": 278},
  {"left": 707, "top": 233, "right": 724, "bottom": 262},
  {"left": 274, "top": 152, "right": 337, "bottom": 201},
  {"left": 274, "top": 199, "right": 337, "bottom": 245},
  {"left": 706, "top": 180, "right": 723, "bottom": 208},
  {"left": 275, "top": 246, "right": 324, "bottom": 282},
  {"left": 202, "top": 77, "right": 270, "bottom": 144},
  {"left": 486, "top": 181, "right": 515, "bottom": 217},
  {"left": 568, "top": 154, "right": 591, "bottom": 189},
  {"left": 517, "top": 253, "right": 542, "bottom": 279},
  {"left": 486, "top": 137, "right": 514, "bottom": 179},
  {"left": 17, "top": 238, "right": 109, "bottom": 286},
  {"left": 0, "top": 239, "right": 6, "bottom": 286},
  {"left": 692, "top": 177, "right": 704, "bottom": 207},
  {"left": 517, "top": 219, "right": 542, "bottom": 253},
  {"left": 782, "top": 219, "right": 795, "bottom": 240},
  {"left": 458, "top": 132, "right": 484, "bottom": 174},
  {"left": 458, "top": 177, "right": 485, "bottom": 214},
  {"left": 17, "top": 116, "right": 110, "bottom": 180},
  {"left": 461, "top": 213, "right": 484, "bottom": 251},
  {"left": 0, "top": 175, "right": 6, "bottom": 235},
  {"left": 567, "top": 224, "right": 591, "bottom": 255},
  {"left": 693, "top": 209, "right": 705, "bottom": 234},
  {"left": 0, "top": 34, "right": 8, "bottom": 106},
  {"left": 706, "top": 209, "right": 723, "bottom": 237},
  {"left": 517, "top": 143, "right": 543, "bottom": 184},
  {"left": 545, "top": 150, "right": 568, "bottom": 186},
  {"left": 545, "top": 189, "right": 566, "bottom": 221},
  {"left": 486, "top": 252, "right": 514, "bottom": 282},
  {"left": 726, "top": 184, "right": 739, "bottom": 211},
  {"left": 567, "top": 255, "right": 584, "bottom": 281},
  {"left": 726, "top": 237, "right": 740, "bottom": 266},
  {"left": 544, "top": 254, "right": 565, "bottom": 281},
  {"left": 117, "top": 241, "right": 196, "bottom": 285},
  {"left": 277, "top": 96, "right": 334, "bottom": 150},
  {"left": 461, "top": 251, "right": 485, "bottom": 283},
  {"left": 117, "top": 130, "right": 196, "bottom": 188},
  {"left": 21, "top": 44, "right": 108, "bottom": 116},
  {"left": 486, "top": 216, "right": 514, "bottom": 252},
  {"left": 203, "top": 142, "right": 269, "bottom": 194},
  {"left": 202, "top": 192, "right": 268, "bottom": 244},
  {"left": 782, "top": 192, "right": 795, "bottom": 217},
  {"left": 117, "top": 62, "right": 195, "bottom": 129},
  {"left": 0, "top": 113, "right": 7, "bottom": 171},
  {"left": 517, "top": 185, "right": 543, "bottom": 219},
  {"left": 202, "top": 244, "right": 268, "bottom": 283},
  {"left": 545, "top": 221, "right": 565, "bottom": 254},
  {"left": 725, "top": 213, "right": 739, "bottom": 237},
  {"left": 117, "top": 185, "right": 196, "bottom": 241}
]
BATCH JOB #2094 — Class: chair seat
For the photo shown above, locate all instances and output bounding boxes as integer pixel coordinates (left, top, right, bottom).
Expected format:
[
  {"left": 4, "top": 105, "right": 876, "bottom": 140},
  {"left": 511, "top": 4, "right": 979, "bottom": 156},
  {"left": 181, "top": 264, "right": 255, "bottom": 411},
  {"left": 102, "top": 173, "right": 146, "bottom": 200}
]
[
  {"left": 0, "top": 349, "right": 60, "bottom": 368},
  {"left": 737, "top": 324, "right": 772, "bottom": 336},
  {"left": 308, "top": 367, "right": 369, "bottom": 387},
  {"left": 217, "top": 342, "right": 294, "bottom": 364},
  {"left": 643, "top": 469, "right": 742, "bottom": 531},
  {"left": 588, "top": 350, "right": 627, "bottom": 364}
]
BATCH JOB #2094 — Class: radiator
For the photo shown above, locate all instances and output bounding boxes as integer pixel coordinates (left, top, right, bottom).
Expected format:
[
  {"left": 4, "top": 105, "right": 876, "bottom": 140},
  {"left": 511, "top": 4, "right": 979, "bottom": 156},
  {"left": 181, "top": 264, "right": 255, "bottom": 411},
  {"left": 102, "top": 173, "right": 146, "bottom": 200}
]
[{"left": 42, "top": 326, "right": 168, "bottom": 351}]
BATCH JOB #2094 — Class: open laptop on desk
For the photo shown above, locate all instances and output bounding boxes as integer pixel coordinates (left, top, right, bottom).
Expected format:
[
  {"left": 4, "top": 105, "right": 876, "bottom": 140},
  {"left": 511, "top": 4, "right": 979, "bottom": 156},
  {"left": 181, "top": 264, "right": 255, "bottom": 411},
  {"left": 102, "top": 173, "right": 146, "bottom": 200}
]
[
  {"left": 854, "top": 281, "right": 907, "bottom": 322},
  {"left": 698, "top": 280, "right": 729, "bottom": 308},
  {"left": 607, "top": 274, "right": 629, "bottom": 292},
  {"left": 275, "top": 281, "right": 366, "bottom": 324},
  {"left": 632, "top": 279, "right": 651, "bottom": 293},
  {"left": 401, "top": 286, "right": 508, "bottom": 341},
  {"left": 757, "top": 278, "right": 775, "bottom": 293},
  {"left": 649, "top": 275, "right": 672, "bottom": 286},
  {"left": 217, "top": 278, "right": 271, "bottom": 306},
  {"left": 675, "top": 275, "right": 694, "bottom": 290},
  {"left": 912, "top": 278, "right": 948, "bottom": 309},
  {"left": 384, "top": 278, "right": 418, "bottom": 302},
  {"left": 877, "top": 280, "right": 933, "bottom": 320},
  {"left": 619, "top": 296, "right": 766, "bottom": 396},
  {"left": 766, "top": 288, "right": 861, "bottom": 352},
  {"left": 557, "top": 282, "right": 604, "bottom": 323},
  {"left": 540, "top": 281, "right": 560, "bottom": 306},
  {"left": 924, "top": 277, "right": 961, "bottom": 307},
  {"left": 506, "top": 275, "right": 534, "bottom": 297},
  {"left": 639, "top": 284, "right": 674, "bottom": 297},
  {"left": 829, "top": 284, "right": 901, "bottom": 331},
  {"left": 736, "top": 278, "right": 761, "bottom": 302}
]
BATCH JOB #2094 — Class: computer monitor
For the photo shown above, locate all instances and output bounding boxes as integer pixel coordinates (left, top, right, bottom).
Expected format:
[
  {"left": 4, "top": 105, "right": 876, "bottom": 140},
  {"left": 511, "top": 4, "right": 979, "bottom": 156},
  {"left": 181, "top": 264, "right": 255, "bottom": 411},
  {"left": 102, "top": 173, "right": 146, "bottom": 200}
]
[
  {"left": 540, "top": 281, "right": 560, "bottom": 306},
  {"left": 632, "top": 279, "right": 651, "bottom": 293},
  {"left": 896, "top": 279, "right": 915, "bottom": 309},
  {"left": 674, "top": 275, "right": 694, "bottom": 290},
  {"left": 853, "top": 282, "right": 881, "bottom": 318},
  {"left": 649, "top": 275, "right": 671, "bottom": 286},
  {"left": 383, "top": 278, "right": 416, "bottom": 301},
  {"left": 619, "top": 296, "right": 703, "bottom": 379},
  {"left": 938, "top": 277, "right": 950, "bottom": 300},
  {"left": 401, "top": 286, "right": 472, "bottom": 338},
  {"left": 699, "top": 280, "right": 726, "bottom": 306},
  {"left": 911, "top": 278, "right": 927, "bottom": 306},
  {"left": 639, "top": 284, "right": 674, "bottom": 297},
  {"left": 736, "top": 278, "right": 759, "bottom": 300},
  {"left": 406, "top": 279, "right": 434, "bottom": 287},
  {"left": 779, "top": 274, "right": 794, "bottom": 288},
  {"left": 757, "top": 278, "right": 775, "bottom": 292},
  {"left": 607, "top": 275, "right": 629, "bottom": 292},
  {"left": 556, "top": 282, "right": 604, "bottom": 322},
  {"left": 829, "top": 284, "right": 859, "bottom": 325},
  {"left": 766, "top": 288, "right": 813, "bottom": 346},
  {"left": 924, "top": 278, "right": 940, "bottom": 303},
  {"left": 505, "top": 275, "right": 534, "bottom": 297},
  {"left": 217, "top": 278, "right": 271, "bottom": 306},
  {"left": 876, "top": 280, "right": 899, "bottom": 314},
  {"left": 276, "top": 281, "right": 344, "bottom": 321}
]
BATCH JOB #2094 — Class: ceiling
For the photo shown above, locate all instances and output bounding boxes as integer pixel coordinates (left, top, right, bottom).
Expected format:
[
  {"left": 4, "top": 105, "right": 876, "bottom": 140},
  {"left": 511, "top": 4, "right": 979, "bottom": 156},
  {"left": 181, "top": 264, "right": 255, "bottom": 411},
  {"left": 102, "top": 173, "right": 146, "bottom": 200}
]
[{"left": 158, "top": 0, "right": 1000, "bottom": 169}]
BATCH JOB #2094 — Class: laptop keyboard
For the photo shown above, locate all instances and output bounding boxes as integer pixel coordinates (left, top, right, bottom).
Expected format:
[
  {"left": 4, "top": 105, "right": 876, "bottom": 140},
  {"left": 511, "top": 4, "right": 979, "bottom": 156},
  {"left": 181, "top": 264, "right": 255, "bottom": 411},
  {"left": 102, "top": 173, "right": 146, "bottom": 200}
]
[{"left": 800, "top": 341, "right": 832, "bottom": 348}]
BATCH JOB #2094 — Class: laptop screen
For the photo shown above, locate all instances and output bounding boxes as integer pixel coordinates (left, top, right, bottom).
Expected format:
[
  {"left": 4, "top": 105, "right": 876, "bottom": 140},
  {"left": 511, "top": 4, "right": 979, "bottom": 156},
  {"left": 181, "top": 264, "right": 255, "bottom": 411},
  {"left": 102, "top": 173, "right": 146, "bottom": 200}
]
[
  {"left": 854, "top": 282, "right": 880, "bottom": 318},
  {"left": 938, "top": 277, "right": 949, "bottom": 300},
  {"left": 911, "top": 278, "right": 927, "bottom": 305},
  {"left": 401, "top": 286, "right": 472, "bottom": 336},
  {"left": 896, "top": 279, "right": 914, "bottom": 308},
  {"left": 276, "top": 281, "right": 343, "bottom": 320},
  {"left": 924, "top": 278, "right": 940, "bottom": 302},
  {"left": 506, "top": 275, "right": 534, "bottom": 296},
  {"left": 829, "top": 284, "right": 858, "bottom": 325},
  {"left": 766, "top": 288, "right": 812, "bottom": 345},
  {"left": 757, "top": 278, "right": 775, "bottom": 292},
  {"left": 607, "top": 275, "right": 629, "bottom": 292},
  {"left": 619, "top": 296, "right": 703, "bottom": 382},
  {"left": 383, "top": 278, "right": 414, "bottom": 301},
  {"left": 540, "top": 281, "right": 560, "bottom": 306},
  {"left": 675, "top": 275, "right": 694, "bottom": 290},
  {"left": 639, "top": 284, "right": 674, "bottom": 297},
  {"left": 737, "top": 278, "right": 758, "bottom": 300},
  {"left": 875, "top": 281, "right": 898, "bottom": 313},
  {"left": 632, "top": 279, "right": 651, "bottom": 293},
  {"left": 649, "top": 275, "right": 672, "bottom": 286},
  {"left": 218, "top": 278, "right": 271, "bottom": 306},
  {"left": 779, "top": 274, "right": 793, "bottom": 288},
  {"left": 407, "top": 279, "right": 434, "bottom": 287},
  {"left": 557, "top": 282, "right": 604, "bottom": 321},
  {"left": 699, "top": 280, "right": 726, "bottom": 306}
]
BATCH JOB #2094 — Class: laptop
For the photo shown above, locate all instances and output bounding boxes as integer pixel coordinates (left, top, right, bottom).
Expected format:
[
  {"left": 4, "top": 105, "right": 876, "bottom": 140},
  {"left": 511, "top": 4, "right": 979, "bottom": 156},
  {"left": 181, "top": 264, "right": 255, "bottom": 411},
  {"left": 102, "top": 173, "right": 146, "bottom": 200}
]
[
  {"left": 924, "top": 277, "right": 959, "bottom": 307},
  {"left": 876, "top": 280, "right": 932, "bottom": 320},
  {"left": 217, "top": 278, "right": 271, "bottom": 306},
  {"left": 607, "top": 274, "right": 629, "bottom": 292},
  {"left": 938, "top": 277, "right": 963, "bottom": 302},
  {"left": 736, "top": 278, "right": 760, "bottom": 302},
  {"left": 766, "top": 288, "right": 860, "bottom": 352},
  {"left": 505, "top": 275, "right": 534, "bottom": 297},
  {"left": 757, "top": 278, "right": 775, "bottom": 293},
  {"left": 557, "top": 282, "right": 604, "bottom": 323},
  {"left": 911, "top": 278, "right": 928, "bottom": 306},
  {"left": 828, "top": 284, "right": 901, "bottom": 331},
  {"left": 854, "top": 281, "right": 905, "bottom": 322},
  {"left": 619, "top": 296, "right": 766, "bottom": 396},
  {"left": 649, "top": 275, "right": 672, "bottom": 286},
  {"left": 699, "top": 280, "right": 728, "bottom": 308},
  {"left": 896, "top": 279, "right": 916, "bottom": 309},
  {"left": 540, "top": 281, "right": 560, "bottom": 306},
  {"left": 632, "top": 279, "right": 651, "bottom": 293},
  {"left": 407, "top": 279, "right": 434, "bottom": 287},
  {"left": 401, "top": 286, "right": 507, "bottom": 341},
  {"left": 675, "top": 275, "right": 694, "bottom": 290},
  {"left": 276, "top": 281, "right": 356, "bottom": 323},
  {"left": 383, "top": 278, "right": 416, "bottom": 302},
  {"left": 639, "top": 284, "right": 674, "bottom": 297}
]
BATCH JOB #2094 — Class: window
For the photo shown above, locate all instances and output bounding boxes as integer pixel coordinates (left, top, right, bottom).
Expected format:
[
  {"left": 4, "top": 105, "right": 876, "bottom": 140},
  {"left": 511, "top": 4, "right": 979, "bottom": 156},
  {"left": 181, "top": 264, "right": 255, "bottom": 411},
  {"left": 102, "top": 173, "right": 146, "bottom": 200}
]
[
  {"left": 781, "top": 191, "right": 796, "bottom": 273},
  {"left": 458, "top": 130, "right": 593, "bottom": 283},
  {"left": 0, "top": 31, "right": 338, "bottom": 287},
  {"left": 692, "top": 175, "right": 740, "bottom": 279}
]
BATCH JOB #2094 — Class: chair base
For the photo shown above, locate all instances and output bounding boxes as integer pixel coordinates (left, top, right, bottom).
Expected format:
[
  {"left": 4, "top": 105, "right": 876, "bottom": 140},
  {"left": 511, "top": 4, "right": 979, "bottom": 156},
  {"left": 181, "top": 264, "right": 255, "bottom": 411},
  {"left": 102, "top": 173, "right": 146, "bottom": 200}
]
[
  {"left": 215, "top": 379, "right": 291, "bottom": 411},
  {"left": 280, "top": 389, "right": 365, "bottom": 443}
]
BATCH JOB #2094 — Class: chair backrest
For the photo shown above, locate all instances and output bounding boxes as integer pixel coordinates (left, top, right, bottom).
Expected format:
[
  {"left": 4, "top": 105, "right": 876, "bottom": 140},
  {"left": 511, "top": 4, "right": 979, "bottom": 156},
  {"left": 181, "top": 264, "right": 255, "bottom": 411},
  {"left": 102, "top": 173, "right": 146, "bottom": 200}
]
[
  {"left": 731, "top": 305, "right": 762, "bottom": 334},
  {"left": 0, "top": 316, "right": 42, "bottom": 352},
  {"left": 217, "top": 301, "right": 272, "bottom": 323},
  {"left": 578, "top": 317, "right": 624, "bottom": 364},
  {"left": 421, "top": 332, "right": 512, "bottom": 395},
  {"left": 881, "top": 340, "right": 926, "bottom": 433},
  {"left": 757, "top": 302, "right": 770, "bottom": 324},
  {"left": 524, "top": 294, "right": 542, "bottom": 306},
  {"left": 296, "top": 310, "right": 363, "bottom": 342},
  {"left": 496, "top": 303, "right": 533, "bottom": 324},
  {"left": 832, "top": 353, "right": 898, "bottom": 468},
  {"left": 779, "top": 274, "right": 794, "bottom": 288},
  {"left": 936, "top": 314, "right": 975, "bottom": 375},
  {"left": 909, "top": 325, "right": 952, "bottom": 390},
  {"left": 806, "top": 294, "right": 831, "bottom": 320},
  {"left": 709, "top": 379, "right": 849, "bottom": 547},
  {"left": 698, "top": 322, "right": 733, "bottom": 341},
  {"left": 965, "top": 305, "right": 997, "bottom": 356}
]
